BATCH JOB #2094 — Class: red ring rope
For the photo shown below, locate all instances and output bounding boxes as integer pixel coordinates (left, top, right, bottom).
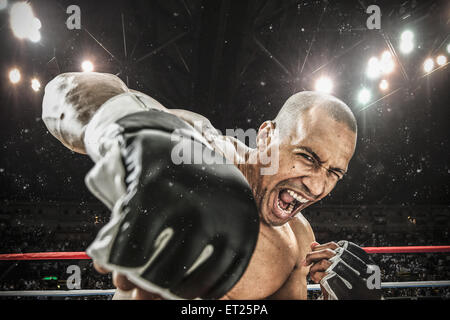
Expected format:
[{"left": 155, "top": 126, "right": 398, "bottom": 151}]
[
  {"left": 0, "top": 246, "right": 449, "bottom": 261},
  {"left": 0, "top": 252, "right": 91, "bottom": 261},
  {"left": 362, "top": 246, "right": 450, "bottom": 254}
]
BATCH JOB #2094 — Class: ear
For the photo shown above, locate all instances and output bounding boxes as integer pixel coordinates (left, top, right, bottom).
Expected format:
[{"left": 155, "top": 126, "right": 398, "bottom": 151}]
[{"left": 256, "top": 121, "right": 276, "bottom": 150}]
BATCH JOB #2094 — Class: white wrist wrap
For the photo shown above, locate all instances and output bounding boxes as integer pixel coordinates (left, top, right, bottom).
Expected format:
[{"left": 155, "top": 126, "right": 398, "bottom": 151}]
[{"left": 84, "top": 93, "right": 151, "bottom": 162}]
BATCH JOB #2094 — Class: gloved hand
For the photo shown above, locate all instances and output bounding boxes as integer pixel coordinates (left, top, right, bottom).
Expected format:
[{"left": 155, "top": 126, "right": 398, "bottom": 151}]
[
  {"left": 85, "top": 109, "right": 260, "bottom": 300},
  {"left": 320, "top": 241, "right": 382, "bottom": 300}
]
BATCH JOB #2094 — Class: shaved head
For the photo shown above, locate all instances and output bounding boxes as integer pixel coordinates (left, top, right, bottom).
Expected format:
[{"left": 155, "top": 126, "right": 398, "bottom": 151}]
[
  {"left": 274, "top": 91, "right": 357, "bottom": 136},
  {"left": 249, "top": 92, "right": 358, "bottom": 226}
]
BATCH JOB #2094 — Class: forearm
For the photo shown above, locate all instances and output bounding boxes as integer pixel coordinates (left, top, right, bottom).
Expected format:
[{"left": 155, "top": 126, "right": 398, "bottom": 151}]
[{"left": 42, "top": 72, "right": 129, "bottom": 154}]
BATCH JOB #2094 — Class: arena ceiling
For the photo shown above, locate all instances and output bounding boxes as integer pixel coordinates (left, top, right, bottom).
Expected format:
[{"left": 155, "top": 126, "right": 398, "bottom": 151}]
[{"left": 0, "top": 0, "right": 449, "bottom": 207}]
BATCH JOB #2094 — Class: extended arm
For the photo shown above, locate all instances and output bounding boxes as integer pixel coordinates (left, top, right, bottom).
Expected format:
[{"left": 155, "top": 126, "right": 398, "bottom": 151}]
[
  {"left": 41, "top": 72, "right": 260, "bottom": 300},
  {"left": 42, "top": 72, "right": 130, "bottom": 153},
  {"left": 42, "top": 72, "right": 169, "bottom": 155}
]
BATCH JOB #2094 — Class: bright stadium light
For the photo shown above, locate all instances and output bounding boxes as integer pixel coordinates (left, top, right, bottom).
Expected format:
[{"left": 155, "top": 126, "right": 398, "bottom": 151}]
[
  {"left": 0, "top": 0, "right": 8, "bottom": 11},
  {"left": 400, "top": 41, "right": 414, "bottom": 54},
  {"left": 401, "top": 30, "right": 414, "bottom": 41},
  {"left": 81, "top": 60, "right": 94, "bottom": 72},
  {"left": 358, "top": 88, "right": 371, "bottom": 104},
  {"left": 31, "top": 78, "right": 41, "bottom": 92},
  {"left": 28, "top": 29, "right": 41, "bottom": 43},
  {"left": 366, "top": 57, "right": 381, "bottom": 79},
  {"left": 400, "top": 30, "right": 414, "bottom": 54},
  {"left": 423, "top": 58, "right": 434, "bottom": 73},
  {"left": 10, "top": 2, "right": 34, "bottom": 39},
  {"left": 436, "top": 55, "right": 447, "bottom": 66},
  {"left": 28, "top": 17, "right": 41, "bottom": 42},
  {"left": 9, "top": 68, "right": 21, "bottom": 84},
  {"left": 380, "top": 50, "right": 395, "bottom": 74},
  {"left": 379, "top": 79, "right": 389, "bottom": 91},
  {"left": 447, "top": 43, "right": 450, "bottom": 54},
  {"left": 10, "top": 2, "right": 41, "bottom": 42},
  {"left": 314, "top": 76, "right": 333, "bottom": 94}
]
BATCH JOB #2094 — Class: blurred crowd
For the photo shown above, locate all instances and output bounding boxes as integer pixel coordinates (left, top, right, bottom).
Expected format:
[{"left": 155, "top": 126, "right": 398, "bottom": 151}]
[{"left": 0, "top": 208, "right": 449, "bottom": 300}]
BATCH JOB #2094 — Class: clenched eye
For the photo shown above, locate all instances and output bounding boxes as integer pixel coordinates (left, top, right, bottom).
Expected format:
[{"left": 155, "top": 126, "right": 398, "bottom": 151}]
[
  {"left": 297, "top": 153, "right": 315, "bottom": 163},
  {"left": 329, "top": 169, "right": 342, "bottom": 180}
]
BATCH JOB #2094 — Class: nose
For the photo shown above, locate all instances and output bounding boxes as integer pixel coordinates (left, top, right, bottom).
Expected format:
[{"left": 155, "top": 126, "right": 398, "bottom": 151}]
[{"left": 301, "top": 172, "right": 326, "bottom": 199}]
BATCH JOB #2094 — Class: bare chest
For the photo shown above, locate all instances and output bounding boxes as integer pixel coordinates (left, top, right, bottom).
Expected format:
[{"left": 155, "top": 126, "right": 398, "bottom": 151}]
[{"left": 224, "top": 223, "right": 300, "bottom": 299}]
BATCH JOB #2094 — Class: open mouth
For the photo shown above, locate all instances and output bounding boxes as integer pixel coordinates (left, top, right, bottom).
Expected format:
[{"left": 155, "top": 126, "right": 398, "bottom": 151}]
[{"left": 272, "top": 188, "right": 310, "bottom": 220}]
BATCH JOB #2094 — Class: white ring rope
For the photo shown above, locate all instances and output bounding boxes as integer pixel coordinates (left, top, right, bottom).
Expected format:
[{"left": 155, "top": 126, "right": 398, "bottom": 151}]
[
  {"left": 307, "top": 280, "right": 450, "bottom": 291},
  {"left": 0, "top": 281, "right": 449, "bottom": 296},
  {"left": 0, "top": 289, "right": 116, "bottom": 297}
]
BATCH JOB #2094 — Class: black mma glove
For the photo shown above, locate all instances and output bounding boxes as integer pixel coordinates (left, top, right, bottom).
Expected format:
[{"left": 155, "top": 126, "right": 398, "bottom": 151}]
[
  {"left": 320, "top": 241, "right": 382, "bottom": 300},
  {"left": 86, "top": 110, "right": 259, "bottom": 300}
]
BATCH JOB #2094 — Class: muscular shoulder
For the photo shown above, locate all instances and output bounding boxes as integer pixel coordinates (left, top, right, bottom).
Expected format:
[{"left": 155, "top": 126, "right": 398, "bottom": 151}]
[
  {"left": 169, "top": 109, "right": 250, "bottom": 164},
  {"left": 289, "top": 214, "right": 315, "bottom": 254},
  {"left": 170, "top": 109, "right": 219, "bottom": 139}
]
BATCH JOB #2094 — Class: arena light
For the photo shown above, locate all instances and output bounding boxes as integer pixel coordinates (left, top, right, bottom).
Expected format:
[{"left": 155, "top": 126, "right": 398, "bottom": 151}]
[
  {"left": 9, "top": 2, "right": 41, "bottom": 42},
  {"left": 9, "top": 68, "right": 21, "bottom": 84},
  {"left": 366, "top": 51, "right": 395, "bottom": 79},
  {"left": 380, "top": 50, "right": 395, "bottom": 75},
  {"left": 401, "top": 30, "right": 414, "bottom": 41},
  {"left": 31, "top": 78, "right": 41, "bottom": 92},
  {"left": 358, "top": 88, "right": 371, "bottom": 105},
  {"left": 314, "top": 76, "right": 333, "bottom": 94},
  {"left": 423, "top": 58, "right": 434, "bottom": 73},
  {"left": 447, "top": 43, "right": 450, "bottom": 54},
  {"left": 366, "top": 57, "right": 381, "bottom": 79},
  {"left": 0, "top": 0, "right": 7, "bottom": 11},
  {"left": 27, "top": 18, "right": 42, "bottom": 43},
  {"left": 379, "top": 79, "right": 389, "bottom": 91},
  {"left": 81, "top": 60, "right": 94, "bottom": 72},
  {"left": 400, "top": 41, "right": 414, "bottom": 54},
  {"left": 399, "top": 30, "right": 414, "bottom": 54},
  {"left": 436, "top": 55, "right": 447, "bottom": 66}
]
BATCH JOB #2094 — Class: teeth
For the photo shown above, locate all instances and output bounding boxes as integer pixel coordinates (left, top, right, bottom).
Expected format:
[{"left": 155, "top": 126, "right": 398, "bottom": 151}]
[
  {"left": 277, "top": 200, "right": 283, "bottom": 212},
  {"left": 287, "top": 202, "right": 294, "bottom": 212},
  {"left": 277, "top": 199, "right": 295, "bottom": 215},
  {"left": 287, "top": 190, "right": 308, "bottom": 204}
]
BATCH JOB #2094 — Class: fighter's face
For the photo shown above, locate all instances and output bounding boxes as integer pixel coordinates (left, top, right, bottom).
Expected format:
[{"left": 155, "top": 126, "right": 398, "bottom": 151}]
[{"left": 256, "top": 108, "right": 356, "bottom": 226}]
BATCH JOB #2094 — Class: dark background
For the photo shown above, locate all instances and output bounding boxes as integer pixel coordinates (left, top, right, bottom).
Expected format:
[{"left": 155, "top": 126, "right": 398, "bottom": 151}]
[
  {"left": 0, "top": 0, "right": 449, "bottom": 206},
  {"left": 0, "top": 0, "right": 449, "bottom": 300}
]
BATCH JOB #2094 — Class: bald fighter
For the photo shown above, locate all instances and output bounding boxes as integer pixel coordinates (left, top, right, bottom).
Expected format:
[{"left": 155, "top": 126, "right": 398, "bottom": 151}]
[{"left": 42, "top": 72, "right": 381, "bottom": 300}]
